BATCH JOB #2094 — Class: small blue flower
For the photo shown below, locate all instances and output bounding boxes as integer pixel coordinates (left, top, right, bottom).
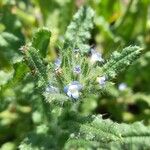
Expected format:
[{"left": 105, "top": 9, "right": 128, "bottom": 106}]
[
  {"left": 118, "top": 83, "right": 127, "bottom": 91},
  {"left": 97, "top": 76, "right": 106, "bottom": 87},
  {"left": 90, "top": 48, "right": 104, "bottom": 64},
  {"left": 73, "top": 65, "right": 81, "bottom": 74},
  {"left": 45, "top": 85, "right": 59, "bottom": 93},
  {"left": 54, "top": 58, "right": 61, "bottom": 70},
  {"left": 64, "top": 81, "right": 83, "bottom": 99},
  {"left": 71, "top": 81, "right": 82, "bottom": 90}
]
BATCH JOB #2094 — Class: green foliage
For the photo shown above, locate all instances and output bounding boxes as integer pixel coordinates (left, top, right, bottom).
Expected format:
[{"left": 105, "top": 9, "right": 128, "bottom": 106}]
[
  {"left": 22, "top": 28, "right": 141, "bottom": 106},
  {"left": 64, "top": 6, "right": 94, "bottom": 53},
  {"left": 0, "top": 1, "right": 25, "bottom": 69},
  {"left": 18, "top": 6, "right": 148, "bottom": 150},
  {"left": 21, "top": 46, "right": 47, "bottom": 89},
  {"left": 64, "top": 115, "right": 150, "bottom": 150},
  {"left": 102, "top": 46, "right": 142, "bottom": 78},
  {"left": 0, "top": 32, "right": 21, "bottom": 68},
  {"left": 32, "top": 28, "right": 51, "bottom": 58},
  {"left": 19, "top": 114, "right": 150, "bottom": 150},
  {"left": 0, "top": 0, "right": 150, "bottom": 150}
]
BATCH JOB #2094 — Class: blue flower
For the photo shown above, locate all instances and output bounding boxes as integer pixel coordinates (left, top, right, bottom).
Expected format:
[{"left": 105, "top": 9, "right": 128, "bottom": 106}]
[
  {"left": 97, "top": 76, "right": 106, "bottom": 87},
  {"left": 73, "top": 65, "right": 81, "bottom": 74},
  {"left": 64, "top": 81, "right": 83, "bottom": 99},
  {"left": 118, "top": 83, "right": 127, "bottom": 91},
  {"left": 45, "top": 85, "right": 59, "bottom": 93},
  {"left": 54, "top": 58, "right": 61, "bottom": 70},
  {"left": 90, "top": 48, "right": 104, "bottom": 64}
]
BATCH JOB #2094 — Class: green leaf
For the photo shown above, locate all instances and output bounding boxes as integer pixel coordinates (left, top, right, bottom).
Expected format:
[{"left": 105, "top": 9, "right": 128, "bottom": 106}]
[
  {"left": 64, "top": 115, "right": 150, "bottom": 150},
  {"left": 19, "top": 132, "right": 54, "bottom": 150},
  {"left": 19, "top": 113, "right": 150, "bottom": 150},
  {"left": 63, "top": 6, "right": 94, "bottom": 53},
  {"left": 102, "top": 46, "right": 142, "bottom": 78},
  {"left": 0, "top": 32, "right": 19, "bottom": 46},
  {"left": 32, "top": 28, "right": 51, "bottom": 58},
  {"left": 22, "top": 46, "right": 47, "bottom": 89},
  {"left": 0, "top": 32, "right": 22, "bottom": 68}
]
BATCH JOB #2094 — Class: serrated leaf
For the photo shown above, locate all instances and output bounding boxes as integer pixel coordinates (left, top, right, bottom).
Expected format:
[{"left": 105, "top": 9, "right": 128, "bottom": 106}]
[
  {"left": 22, "top": 46, "right": 47, "bottom": 89},
  {"left": 32, "top": 28, "right": 51, "bottom": 58},
  {"left": 63, "top": 6, "right": 94, "bottom": 53},
  {"left": 19, "top": 133, "right": 54, "bottom": 150},
  {"left": 64, "top": 115, "right": 150, "bottom": 150},
  {"left": 102, "top": 46, "right": 142, "bottom": 78}
]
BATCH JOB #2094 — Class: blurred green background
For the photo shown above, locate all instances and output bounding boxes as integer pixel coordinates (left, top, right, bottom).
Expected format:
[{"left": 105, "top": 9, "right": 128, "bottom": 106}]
[{"left": 0, "top": 0, "right": 150, "bottom": 149}]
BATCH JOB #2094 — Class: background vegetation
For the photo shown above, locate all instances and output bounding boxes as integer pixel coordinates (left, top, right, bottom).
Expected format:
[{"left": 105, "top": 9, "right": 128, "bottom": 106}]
[{"left": 0, "top": 0, "right": 150, "bottom": 149}]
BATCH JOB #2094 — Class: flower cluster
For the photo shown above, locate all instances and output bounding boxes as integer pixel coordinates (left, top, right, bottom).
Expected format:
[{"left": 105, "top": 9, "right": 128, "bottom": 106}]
[{"left": 46, "top": 48, "right": 107, "bottom": 100}]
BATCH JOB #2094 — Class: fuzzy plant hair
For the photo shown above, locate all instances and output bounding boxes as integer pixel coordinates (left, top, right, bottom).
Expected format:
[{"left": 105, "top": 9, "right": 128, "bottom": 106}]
[{"left": 19, "top": 6, "right": 150, "bottom": 150}]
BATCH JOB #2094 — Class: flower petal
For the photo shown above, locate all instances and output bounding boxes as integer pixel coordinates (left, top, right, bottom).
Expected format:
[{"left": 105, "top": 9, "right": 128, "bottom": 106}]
[{"left": 71, "top": 91, "right": 79, "bottom": 99}]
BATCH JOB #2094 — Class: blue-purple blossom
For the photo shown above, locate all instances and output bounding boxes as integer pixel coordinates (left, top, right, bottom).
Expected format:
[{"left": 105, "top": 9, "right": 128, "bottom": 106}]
[
  {"left": 54, "top": 58, "right": 61, "bottom": 70},
  {"left": 118, "top": 83, "right": 127, "bottom": 91},
  {"left": 90, "top": 48, "right": 104, "bottom": 63},
  {"left": 64, "top": 81, "right": 83, "bottom": 99},
  {"left": 73, "top": 65, "right": 81, "bottom": 74},
  {"left": 97, "top": 76, "right": 106, "bottom": 87}
]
